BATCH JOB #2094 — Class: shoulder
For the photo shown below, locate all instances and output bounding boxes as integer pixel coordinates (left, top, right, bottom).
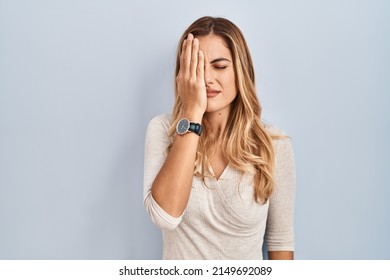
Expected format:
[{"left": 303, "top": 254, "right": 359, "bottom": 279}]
[
  {"left": 262, "top": 121, "right": 288, "bottom": 138},
  {"left": 145, "top": 114, "right": 173, "bottom": 148},
  {"left": 148, "top": 113, "right": 172, "bottom": 126},
  {"left": 262, "top": 121, "right": 294, "bottom": 158},
  {"left": 147, "top": 113, "right": 173, "bottom": 133}
]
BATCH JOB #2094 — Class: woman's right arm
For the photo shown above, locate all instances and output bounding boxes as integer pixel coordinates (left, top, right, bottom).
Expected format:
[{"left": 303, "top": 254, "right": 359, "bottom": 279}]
[
  {"left": 150, "top": 113, "right": 202, "bottom": 218},
  {"left": 144, "top": 34, "right": 206, "bottom": 228},
  {"left": 143, "top": 114, "right": 200, "bottom": 230}
]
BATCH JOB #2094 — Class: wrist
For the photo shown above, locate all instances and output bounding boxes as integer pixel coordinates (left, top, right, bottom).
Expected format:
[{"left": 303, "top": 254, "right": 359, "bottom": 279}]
[{"left": 181, "top": 111, "right": 203, "bottom": 123}]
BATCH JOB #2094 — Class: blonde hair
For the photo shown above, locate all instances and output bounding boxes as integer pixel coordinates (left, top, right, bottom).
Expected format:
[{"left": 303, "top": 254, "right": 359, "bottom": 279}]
[{"left": 169, "top": 16, "right": 277, "bottom": 203}]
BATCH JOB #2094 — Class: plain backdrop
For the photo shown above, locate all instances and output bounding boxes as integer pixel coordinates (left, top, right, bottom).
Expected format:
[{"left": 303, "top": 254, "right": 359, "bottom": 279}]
[{"left": 0, "top": 0, "right": 389, "bottom": 259}]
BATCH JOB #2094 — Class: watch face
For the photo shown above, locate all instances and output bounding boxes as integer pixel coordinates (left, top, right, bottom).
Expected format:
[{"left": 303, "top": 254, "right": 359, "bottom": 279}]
[{"left": 177, "top": 118, "right": 190, "bottom": 135}]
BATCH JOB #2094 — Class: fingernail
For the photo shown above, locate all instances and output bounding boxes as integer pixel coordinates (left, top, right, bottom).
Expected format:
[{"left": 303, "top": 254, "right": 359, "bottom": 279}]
[{"left": 187, "top": 33, "right": 193, "bottom": 39}]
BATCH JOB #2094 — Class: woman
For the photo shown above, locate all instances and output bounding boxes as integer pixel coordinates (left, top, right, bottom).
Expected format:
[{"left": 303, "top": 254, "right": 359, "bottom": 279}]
[{"left": 144, "top": 16, "right": 295, "bottom": 260}]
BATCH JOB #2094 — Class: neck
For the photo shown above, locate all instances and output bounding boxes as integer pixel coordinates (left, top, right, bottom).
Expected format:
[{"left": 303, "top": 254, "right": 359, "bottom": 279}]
[{"left": 204, "top": 107, "right": 231, "bottom": 140}]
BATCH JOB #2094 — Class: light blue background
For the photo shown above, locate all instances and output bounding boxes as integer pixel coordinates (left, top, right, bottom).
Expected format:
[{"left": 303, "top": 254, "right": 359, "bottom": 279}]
[{"left": 0, "top": 0, "right": 389, "bottom": 259}]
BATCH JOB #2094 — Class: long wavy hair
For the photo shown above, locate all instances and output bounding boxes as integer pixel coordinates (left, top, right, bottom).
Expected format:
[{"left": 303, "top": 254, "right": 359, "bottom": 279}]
[{"left": 169, "top": 16, "right": 276, "bottom": 203}]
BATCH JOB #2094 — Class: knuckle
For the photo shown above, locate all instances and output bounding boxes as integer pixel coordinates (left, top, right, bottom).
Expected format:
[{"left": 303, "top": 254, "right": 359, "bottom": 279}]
[{"left": 189, "top": 78, "right": 198, "bottom": 86}]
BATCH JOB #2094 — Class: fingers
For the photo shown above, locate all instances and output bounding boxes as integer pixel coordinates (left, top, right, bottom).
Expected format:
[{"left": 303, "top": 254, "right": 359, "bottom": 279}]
[
  {"left": 190, "top": 37, "right": 199, "bottom": 78},
  {"left": 176, "top": 34, "right": 207, "bottom": 115},
  {"left": 197, "top": 50, "right": 205, "bottom": 83},
  {"left": 179, "top": 33, "right": 204, "bottom": 83},
  {"left": 179, "top": 38, "right": 186, "bottom": 74},
  {"left": 184, "top": 33, "right": 194, "bottom": 76}
]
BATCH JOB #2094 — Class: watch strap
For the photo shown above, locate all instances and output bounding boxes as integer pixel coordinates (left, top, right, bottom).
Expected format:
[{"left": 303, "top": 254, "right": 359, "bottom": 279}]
[{"left": 189, "top": 122, "right": 203, "bottom": 136}]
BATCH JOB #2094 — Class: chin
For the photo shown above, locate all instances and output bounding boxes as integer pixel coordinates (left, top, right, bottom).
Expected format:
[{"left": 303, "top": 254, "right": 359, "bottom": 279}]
[
  {"left": 205, "top": 104, "right": 219, "bottom": 113},
  {"left": 205, "top": 103, "right": 229, "bottom": 114}
]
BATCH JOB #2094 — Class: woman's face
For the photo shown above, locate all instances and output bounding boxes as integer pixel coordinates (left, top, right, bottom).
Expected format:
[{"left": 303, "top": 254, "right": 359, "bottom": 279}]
[{"left": 197, "top": 34, "right": 237, "bottom": 115}]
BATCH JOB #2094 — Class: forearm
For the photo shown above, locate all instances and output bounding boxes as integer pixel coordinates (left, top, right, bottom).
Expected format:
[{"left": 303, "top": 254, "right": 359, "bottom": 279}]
[
  {"left": 151, "top": 114, "right": 202, "bottom": 217},
  {"left": 268, "top": 251, "right": 294, "bottom": 260},
  {"left": 151, "top": 33, "right": 206, "bottom": 218}
]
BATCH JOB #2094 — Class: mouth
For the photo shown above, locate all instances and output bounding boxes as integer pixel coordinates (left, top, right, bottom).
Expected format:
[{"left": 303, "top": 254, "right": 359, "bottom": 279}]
[{"left": 206, "top": 89, "right": 221, "bottom": 98}]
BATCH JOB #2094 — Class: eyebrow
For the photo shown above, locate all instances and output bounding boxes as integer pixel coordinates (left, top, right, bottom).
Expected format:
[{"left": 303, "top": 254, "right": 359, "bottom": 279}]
[{"left": 210, "top": 57, "right": 231, "bottom": 63}]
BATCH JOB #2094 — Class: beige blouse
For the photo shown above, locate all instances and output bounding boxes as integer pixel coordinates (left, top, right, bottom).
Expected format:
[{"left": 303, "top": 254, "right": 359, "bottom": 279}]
[{"left": 143, "top": 114, "right": 296, "bottom": 259}]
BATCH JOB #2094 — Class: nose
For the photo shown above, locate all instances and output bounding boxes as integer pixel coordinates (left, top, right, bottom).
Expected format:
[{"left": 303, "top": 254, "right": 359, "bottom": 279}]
[{"left": 204, "top": 64, "right": 214, "bottom": 85}]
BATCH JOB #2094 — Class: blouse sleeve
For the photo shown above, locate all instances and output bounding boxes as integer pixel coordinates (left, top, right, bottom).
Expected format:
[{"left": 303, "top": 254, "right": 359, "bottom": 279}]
[
  {"left": 265, "top": 136, "right": 296, "bottom": 251},
  {"left": 143, "top": 114, "right": 183, "bottom": 230}
]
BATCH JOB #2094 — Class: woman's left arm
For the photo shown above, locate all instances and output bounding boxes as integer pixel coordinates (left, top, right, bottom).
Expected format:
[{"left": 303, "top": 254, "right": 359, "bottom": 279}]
[{"left": 265, "top": 134, "right": 296, "bottom": 260}]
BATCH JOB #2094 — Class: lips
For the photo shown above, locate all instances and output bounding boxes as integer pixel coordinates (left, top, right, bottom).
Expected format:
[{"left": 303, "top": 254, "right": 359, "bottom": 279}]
[{"left": 206, "top": 89, "right": 220, "bottom": 98}]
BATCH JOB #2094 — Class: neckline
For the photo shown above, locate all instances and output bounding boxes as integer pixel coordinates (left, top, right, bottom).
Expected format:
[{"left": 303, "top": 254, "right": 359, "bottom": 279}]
[{"left": 209, "top": 163, "right": 230, "bottom": 181}]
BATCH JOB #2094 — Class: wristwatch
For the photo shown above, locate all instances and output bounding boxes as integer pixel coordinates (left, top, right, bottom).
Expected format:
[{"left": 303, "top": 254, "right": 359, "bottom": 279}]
[{"left": 176, "top": 118, "right": 203, "bottom": 136}]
